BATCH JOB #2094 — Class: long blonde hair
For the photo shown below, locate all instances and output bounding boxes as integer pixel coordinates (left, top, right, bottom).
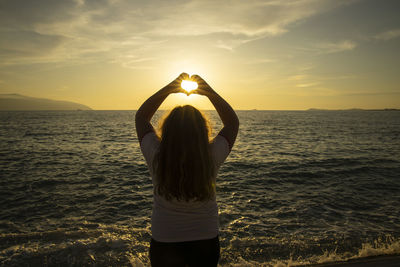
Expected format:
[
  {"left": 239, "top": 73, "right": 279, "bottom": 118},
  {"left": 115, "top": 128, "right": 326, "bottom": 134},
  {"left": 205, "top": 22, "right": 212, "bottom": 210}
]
[{"left": 154, "top": 105, "right": 215, "bottom": 201}]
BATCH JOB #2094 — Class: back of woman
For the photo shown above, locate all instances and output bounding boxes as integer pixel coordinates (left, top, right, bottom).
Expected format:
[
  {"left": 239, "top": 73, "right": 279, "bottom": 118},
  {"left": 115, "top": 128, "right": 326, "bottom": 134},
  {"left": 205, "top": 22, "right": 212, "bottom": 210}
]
[{"left": 135, "top": 73, "right": 239, "bottom": 266}]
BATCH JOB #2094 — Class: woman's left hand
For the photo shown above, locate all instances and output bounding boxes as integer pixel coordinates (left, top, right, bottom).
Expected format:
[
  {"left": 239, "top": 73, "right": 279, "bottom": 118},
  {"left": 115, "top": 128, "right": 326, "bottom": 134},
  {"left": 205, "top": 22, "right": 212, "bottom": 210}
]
[{"left": 164, "top": 72, "right": 189, "bottom": 95}]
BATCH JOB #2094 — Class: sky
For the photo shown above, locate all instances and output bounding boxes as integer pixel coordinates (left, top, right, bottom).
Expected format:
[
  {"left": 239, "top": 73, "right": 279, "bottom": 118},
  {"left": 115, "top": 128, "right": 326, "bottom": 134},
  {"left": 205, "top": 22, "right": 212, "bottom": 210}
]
[{"left": 0, "top": 0, "right": 399, "bottom": 110}]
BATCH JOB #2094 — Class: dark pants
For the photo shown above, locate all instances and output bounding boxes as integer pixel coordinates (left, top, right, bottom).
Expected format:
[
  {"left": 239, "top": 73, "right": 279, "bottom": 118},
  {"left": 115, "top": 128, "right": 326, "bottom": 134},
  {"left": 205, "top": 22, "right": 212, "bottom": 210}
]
[{"left": 149, "top": 236, "right": 220, "bottom": 267}]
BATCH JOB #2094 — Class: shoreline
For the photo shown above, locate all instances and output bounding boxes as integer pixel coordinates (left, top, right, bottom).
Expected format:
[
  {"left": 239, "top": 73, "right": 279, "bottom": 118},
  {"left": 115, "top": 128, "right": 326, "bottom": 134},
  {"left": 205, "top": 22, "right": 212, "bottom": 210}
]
[{"left": 303, "top": 254, "right": 400, "bottom": 267}]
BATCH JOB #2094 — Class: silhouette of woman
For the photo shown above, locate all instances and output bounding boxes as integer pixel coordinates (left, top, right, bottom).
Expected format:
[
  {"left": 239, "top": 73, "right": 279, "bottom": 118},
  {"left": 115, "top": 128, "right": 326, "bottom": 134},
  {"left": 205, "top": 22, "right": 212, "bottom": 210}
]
[{"left": 135, "top": 73, "right": 239, "bottom": 266}]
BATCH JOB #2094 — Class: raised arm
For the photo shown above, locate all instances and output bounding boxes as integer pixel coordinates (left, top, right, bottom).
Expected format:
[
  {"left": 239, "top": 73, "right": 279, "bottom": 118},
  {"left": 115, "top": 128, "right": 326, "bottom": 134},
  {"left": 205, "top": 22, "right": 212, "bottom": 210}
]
[
  {"left": 135, "top": 73, "right": 188, "bottom": 142},
  {"left": 191, "top": 75, "right": 239, "bottom": 149}
]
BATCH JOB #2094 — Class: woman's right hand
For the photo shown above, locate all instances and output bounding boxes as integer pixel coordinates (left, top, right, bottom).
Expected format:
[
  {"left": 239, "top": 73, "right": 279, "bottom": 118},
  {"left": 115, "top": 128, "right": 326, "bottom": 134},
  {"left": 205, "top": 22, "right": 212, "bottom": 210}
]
[
  {"left": 164, "top": 72, "right": 189, "bottom": 95},
  {"left": 191, "top": 75, "right": 216, "bottom": 97}
]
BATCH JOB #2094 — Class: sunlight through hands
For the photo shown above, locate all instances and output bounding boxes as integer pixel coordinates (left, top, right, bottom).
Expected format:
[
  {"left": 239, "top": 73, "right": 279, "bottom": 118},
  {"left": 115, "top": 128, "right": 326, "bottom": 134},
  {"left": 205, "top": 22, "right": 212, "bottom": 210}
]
[{"left": 181, "top": 80, "right": 198, "bottom": 93}]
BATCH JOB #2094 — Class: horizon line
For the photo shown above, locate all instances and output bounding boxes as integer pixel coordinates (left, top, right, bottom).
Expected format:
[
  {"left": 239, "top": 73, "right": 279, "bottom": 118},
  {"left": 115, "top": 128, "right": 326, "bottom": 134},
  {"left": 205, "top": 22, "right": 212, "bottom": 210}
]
[{"left": 2, "top": 108, "right": 399, "bottom": 112}]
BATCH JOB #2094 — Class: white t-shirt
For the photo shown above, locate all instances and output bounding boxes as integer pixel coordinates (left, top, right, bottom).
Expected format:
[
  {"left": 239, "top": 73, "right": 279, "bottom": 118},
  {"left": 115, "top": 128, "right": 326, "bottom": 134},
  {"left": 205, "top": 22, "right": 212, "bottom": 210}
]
[{"left": 140, "top": 132, "right": 230, "bottom": 242}]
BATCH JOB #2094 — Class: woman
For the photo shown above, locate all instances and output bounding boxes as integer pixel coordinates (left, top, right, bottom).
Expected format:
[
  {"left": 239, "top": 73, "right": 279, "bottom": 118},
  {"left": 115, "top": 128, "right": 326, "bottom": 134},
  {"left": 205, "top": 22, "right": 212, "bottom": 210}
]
[{"left": 135, "top": 73, "right": 239, "bottom": 266}]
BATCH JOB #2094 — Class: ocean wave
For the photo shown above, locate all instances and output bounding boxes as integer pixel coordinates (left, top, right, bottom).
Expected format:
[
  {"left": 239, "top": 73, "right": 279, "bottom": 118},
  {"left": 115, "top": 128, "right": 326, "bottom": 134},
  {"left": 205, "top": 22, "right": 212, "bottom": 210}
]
[
  {"left": 1, "top": 228, "right": 399, "bottom": 267},
  {"left": 219, "top": 235, "right": 400, "bottom": 267},
  {"left": 0, "top": 224, "right": 151, "bottom": 267}
]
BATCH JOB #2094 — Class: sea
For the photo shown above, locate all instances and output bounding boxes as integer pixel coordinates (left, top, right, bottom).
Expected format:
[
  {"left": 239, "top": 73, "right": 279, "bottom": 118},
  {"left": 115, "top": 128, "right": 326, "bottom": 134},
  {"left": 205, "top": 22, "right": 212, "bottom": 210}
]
[{"left": 0, "top": 110, "right": 399, "bottom": 266}]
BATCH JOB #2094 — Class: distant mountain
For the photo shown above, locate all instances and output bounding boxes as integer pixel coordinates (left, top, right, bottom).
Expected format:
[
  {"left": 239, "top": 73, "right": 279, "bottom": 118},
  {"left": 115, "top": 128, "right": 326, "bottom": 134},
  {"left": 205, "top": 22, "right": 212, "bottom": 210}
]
[{"left": 0, "top": 94, "right": 92, "bottom": 111}]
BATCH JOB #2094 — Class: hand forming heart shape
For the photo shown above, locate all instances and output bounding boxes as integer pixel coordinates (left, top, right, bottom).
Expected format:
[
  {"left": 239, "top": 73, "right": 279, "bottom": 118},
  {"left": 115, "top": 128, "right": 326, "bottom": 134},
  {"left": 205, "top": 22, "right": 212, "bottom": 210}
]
[{"left": 169, "top": 72, "right": 214, "bottom": 97}]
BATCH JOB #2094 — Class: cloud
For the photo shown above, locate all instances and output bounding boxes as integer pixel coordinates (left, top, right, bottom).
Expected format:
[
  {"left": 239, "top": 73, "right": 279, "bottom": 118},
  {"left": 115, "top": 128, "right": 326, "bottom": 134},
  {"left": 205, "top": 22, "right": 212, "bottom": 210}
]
[
  {"left": 288, "top": 73, "right": 320, "bottom": 89},
  {"left": 246, "top": 58, "right": 276, "bottom": 65},
  {"left": 144, "top": 0, "right": 354, "bottom": 38},
  {"left": 0, "top": 0, "right": 76, "bottom": 29},
  {"left": 0, "top": 31, "right": 65, "bottom": 55},
  {"left": 295, "top": 82, "right": 319, "bottom": 88},
  {"left": 215, "top": 37, "right": 257, "bottom": 51},
  {"left": 0, "top": 0, "right": 358, "bottom": 67},
  {"left": 0, "top": 30, "right": 67, "bottom": 67},
  {"left": 314, "top": 40, "right": 357, "bottom": 54},
  {"left": 56, "top": 85, "right": 70, "bottom": 92},
  {"left": 374, "top": 29, "right": 400, "bottom": 41}
]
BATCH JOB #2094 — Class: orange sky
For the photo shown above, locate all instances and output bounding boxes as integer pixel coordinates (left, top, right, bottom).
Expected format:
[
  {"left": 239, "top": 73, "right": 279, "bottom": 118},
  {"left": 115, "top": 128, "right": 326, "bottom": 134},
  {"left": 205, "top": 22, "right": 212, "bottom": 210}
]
[{"left": 0, "top": 0, "right": 399, "bottom": 110}]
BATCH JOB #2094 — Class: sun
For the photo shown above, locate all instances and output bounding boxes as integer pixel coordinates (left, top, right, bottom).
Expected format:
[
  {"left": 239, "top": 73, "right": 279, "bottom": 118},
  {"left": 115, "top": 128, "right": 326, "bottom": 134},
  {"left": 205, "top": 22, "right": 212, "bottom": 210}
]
[{"left": 181, "top": 80, "right": 198, "bottom": 93}]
